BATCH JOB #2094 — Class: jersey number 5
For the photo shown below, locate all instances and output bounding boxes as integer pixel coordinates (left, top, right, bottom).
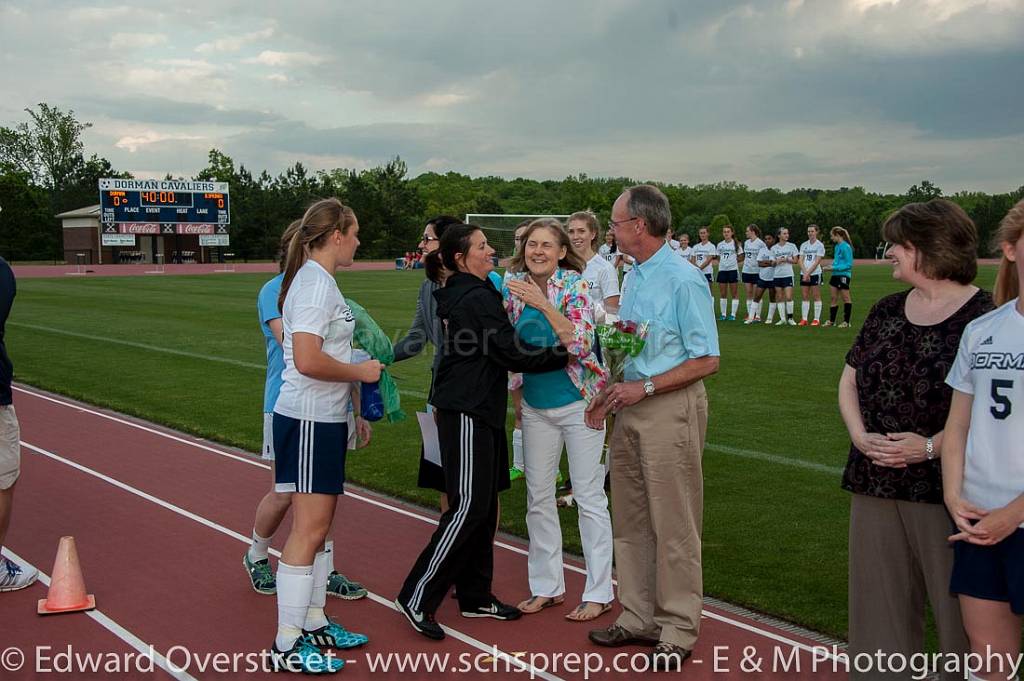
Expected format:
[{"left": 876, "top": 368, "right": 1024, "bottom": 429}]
[{"left": 991, "top": 379, "right": 1014, "bottom": 420}]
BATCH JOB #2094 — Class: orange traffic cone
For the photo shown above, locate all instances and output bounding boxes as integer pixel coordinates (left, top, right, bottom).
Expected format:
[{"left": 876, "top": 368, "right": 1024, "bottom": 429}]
[{"left": 37, "top": 536, "right": 95, "bottom": 615}]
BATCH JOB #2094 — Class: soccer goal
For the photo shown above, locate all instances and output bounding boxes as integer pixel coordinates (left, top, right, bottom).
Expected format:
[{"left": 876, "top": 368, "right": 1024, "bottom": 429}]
[{"left": 465, "top": 213, "right": 572, "bottom": 261}]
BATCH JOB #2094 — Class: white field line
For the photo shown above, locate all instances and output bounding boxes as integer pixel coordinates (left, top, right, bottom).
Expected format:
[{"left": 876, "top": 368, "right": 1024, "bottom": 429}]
[
  {"left": 15, "top": 386, "right": 841, "bottom": 661},
  {"left": 0, "top": 546, "right": 199, "bottom": 681},
  {"left": 19, "top": 440, "right": 565, "bottom": 681}
]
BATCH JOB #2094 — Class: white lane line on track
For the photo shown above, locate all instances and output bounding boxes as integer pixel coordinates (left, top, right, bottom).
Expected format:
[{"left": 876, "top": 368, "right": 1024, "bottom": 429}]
[
  {"left": 0, "top": 546, "right": 199, "bottom": 681},
  {"left": 19, "top": 440, "right": 565, "bottom": 681},
  {"left": 15, "top": 385, "right": 842, "bottom": 661}
]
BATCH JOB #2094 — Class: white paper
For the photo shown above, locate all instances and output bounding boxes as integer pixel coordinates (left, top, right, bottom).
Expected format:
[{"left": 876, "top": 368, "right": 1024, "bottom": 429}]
[{"left": 416, "top": 411, "right": 442, "bottom": 467}]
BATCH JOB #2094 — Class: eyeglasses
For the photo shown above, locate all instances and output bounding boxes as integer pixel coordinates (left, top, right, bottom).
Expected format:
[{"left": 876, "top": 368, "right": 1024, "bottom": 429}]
[
  {"left": 420, "top": 234, "right": 439, "bottom": 242},
  {"left": 607, "top": 216, "right": 639, "bottom": 230}
]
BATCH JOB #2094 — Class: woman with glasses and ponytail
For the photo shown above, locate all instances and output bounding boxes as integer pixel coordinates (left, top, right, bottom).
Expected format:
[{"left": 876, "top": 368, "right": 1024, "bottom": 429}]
[{"left": 269, "top": 198, "right": 382, "bottom": 674}]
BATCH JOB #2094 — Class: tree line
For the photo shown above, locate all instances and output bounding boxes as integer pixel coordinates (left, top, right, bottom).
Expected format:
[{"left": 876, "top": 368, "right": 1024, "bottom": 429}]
[{"left": 2, "top": 104, "right": 1021, "bottom": 262}]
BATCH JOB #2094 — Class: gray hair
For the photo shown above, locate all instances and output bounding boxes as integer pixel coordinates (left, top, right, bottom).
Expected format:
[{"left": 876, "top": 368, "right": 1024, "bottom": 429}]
[{"left": 624, "top": 184, "right": 671, "bottom": 238}]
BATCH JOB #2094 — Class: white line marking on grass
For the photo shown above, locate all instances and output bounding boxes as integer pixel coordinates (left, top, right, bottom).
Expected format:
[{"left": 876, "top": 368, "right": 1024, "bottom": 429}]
[
  {"left": 704, "top": 443, "right": 843, "bottom": 475},
  {"left": 19, "top": 440, "right": 566, "bottom": 681},
  {"left": 0, "top": 546, "right": 200, "bottom": 681},
  {"left": 14, "top": 387, "right": 841, "bottom": 661}
]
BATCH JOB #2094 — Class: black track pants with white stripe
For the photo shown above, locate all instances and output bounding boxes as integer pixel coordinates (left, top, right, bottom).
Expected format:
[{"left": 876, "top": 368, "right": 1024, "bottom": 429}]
[{"left": 399, "top": 410, "right": 501, "bottom": 615}]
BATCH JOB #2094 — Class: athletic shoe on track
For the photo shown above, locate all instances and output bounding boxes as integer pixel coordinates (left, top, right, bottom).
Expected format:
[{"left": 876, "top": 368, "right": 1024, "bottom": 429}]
[
  {"left": 460, "top": 598, "right": 522, "bottom": 621},
  {"left": 269, "top": 638, "right": 344, "bottom": 674},
  {"left": 728, "top": 315, "right": 737, "bottom": 321},
  {"left": 326, "top": 571, "right": 367, "bottom": 600},
  {"left": 788, "top": 319, "right": 797, "bottom": 326},
  {"left": 243, "top": 553, "right": 275, "bottom": 595},
  {"left": 718, "top": 315, "right": 727, "bottom": 321},
  {"left": 798, "top": 319, "right": 808, "bottom": 326},
  {"left": 0, "top": 557, "right": 37, "bottom": 592},
  {"left": 304, "top": 618, "right": 368, "bottom": 650},
  {"left": 811, "top": 320, "right": 820, "bottom": 327},
  {"left": 774, "top": 319, "right": 787, "bottom": 326},
  {"left": 395, "top": 598, "right": 445, "bottom": 640}
]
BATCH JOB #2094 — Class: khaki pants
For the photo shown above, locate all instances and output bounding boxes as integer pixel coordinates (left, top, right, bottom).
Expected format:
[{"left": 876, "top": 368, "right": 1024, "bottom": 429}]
[
  {"left": 848, "top": 494, "right": 969, "bottom": 680},
  {"left": 609, "top": 381, "right": 707, "bottom": 649},
  {"left": 0, "top": 405, "right": 20, "bottom": 490}
]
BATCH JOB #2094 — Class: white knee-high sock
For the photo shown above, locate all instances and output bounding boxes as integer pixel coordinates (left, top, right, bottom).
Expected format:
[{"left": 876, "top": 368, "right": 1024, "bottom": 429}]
[
  {"left": 719, "top": 299, "right": 727, "bottom": 317},
  {"left": 755, "top": 299, "right": 763, "bottom": 319},
  {"left": 801, "top": 301, "right": 810, "bottom": 321},
  {"left": 249, "top": 530, "right": 272, "bottom": 563},
  {"left": 786, "top": 300, "right": 794, "bottom": 315},
  {"left": 814, "top": 301, "right": 822, "bottom": 321},
  {"left": 304, "top": 549, "right": 331, "bottom": 631},
  {"left": 730, "top": 299, "right": 739, "bottom": 317},
  {"left": 512, "top": 428, "right": 524, "bottom": 471},
  {"left": 324, "top": 539, "right": 336, "bottom": 573},
  {"left": 766, "top": 303, "right": 776, "bottom": 323},
  {"left": 276, "top": 562, "right": 314, "bottom": 650},
  {"left": 745, "top": 300, "right": 753, "bottom": 319}
]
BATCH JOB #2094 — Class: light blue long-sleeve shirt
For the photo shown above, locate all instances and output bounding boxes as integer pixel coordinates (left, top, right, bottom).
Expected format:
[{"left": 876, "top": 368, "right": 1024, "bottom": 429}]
[
  {"left": 619, "top": 243, "right": 720, "bottom": 382},
  {"left": 832, "top": 241, "right": 853, "bottom": 277}
]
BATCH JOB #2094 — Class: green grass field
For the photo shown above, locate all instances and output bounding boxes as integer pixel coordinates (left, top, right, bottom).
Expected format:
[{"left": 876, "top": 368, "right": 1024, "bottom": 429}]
[{"left": 6, "top": 264, "right": 998, "bottom": 640}]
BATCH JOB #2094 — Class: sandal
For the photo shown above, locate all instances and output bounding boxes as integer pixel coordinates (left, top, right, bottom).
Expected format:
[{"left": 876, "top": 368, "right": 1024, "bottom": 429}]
[
  {"left": 516, "top": 595, "right": 564, "bottom": 614},
  {"left": 565, "top": 601, "right": 612, "bottom": 622}
]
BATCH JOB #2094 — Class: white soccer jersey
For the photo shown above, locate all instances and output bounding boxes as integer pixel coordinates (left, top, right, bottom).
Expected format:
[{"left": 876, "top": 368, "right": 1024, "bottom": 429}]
[
  {"left": 946, "top": 300, "right": 1024, "bottom": 523},
  {"left": 743, "top": 238, "right": 765, "bottom": 274},
  {"left": 619, "top": 253, "right": 634, "bottom": 272},
  {"left": 772, "top": 242, "right": 799, "bottom": 280},
  {"left": 692, "top": 242, "right": 717, "bottom": 272},
  {"left": 275, "top": 259, "right": 355, "bottom": 423},
  {"left": 667, "top": 239, "right": 680, "bottom": 251},
  {"left": 583, "top": 254, "right": 620, "bottom": 304},
  {"left": 598, "top": 243, "right": 615, "bottom": 263},
  {"left": 799, "top": 240, "right": 826, "bottom": 277},
  {"left": 716, "top": 240, "right": 739, "bottom": 272},
  {"left": 679, "top": 246, "right": 693, "bottom": 261},
  {"left": 756, "top": 246, "right": 775, "bottom": 280}
]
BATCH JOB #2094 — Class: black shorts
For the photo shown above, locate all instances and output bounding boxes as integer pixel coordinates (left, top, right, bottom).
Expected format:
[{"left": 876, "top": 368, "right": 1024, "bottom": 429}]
[
  {"left": 703, "top": 272, "right": 713, "bottom": 284},
  {"left": 741, "top": 272, "right": 760, "bottom": 285},
  {"left": 716, "top": 270, "right": 738, "bottom": 284},
  {"left": 273, "top": 413, "right": 348, "bottom": 494},
  {"left": 757, "top": 278, "right": 775, "bottom": 290},
  {"left": 774, "top": 276, "right": 794, "bottom": 289},
  {"left": 829, "top": 275, "right": 851, "bottom": 290},
  {"left": 951, "top": 527, "right": 1024, "bottom": 615},
  {"left": 801, "top": 274, "right": 822, "bottom": 286}
]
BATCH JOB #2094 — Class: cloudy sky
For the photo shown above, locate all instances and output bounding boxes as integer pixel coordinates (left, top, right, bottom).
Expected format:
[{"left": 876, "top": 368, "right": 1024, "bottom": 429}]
[{"left": 1, "top": 0, "right": 1021, "bottom": 194}]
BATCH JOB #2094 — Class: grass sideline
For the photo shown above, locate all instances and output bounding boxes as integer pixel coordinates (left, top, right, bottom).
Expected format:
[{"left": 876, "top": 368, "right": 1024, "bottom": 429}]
[{"left": 6, "top": 264, "right": 998, "bottom": 639}]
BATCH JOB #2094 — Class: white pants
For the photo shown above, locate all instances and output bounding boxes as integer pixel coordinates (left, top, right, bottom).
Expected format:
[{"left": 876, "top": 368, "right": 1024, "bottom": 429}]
[{"left": 522, "top": 400, "right": 614, "bottom": 604}]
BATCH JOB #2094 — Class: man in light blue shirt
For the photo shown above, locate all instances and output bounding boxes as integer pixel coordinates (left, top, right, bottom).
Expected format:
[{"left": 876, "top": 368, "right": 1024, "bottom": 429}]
[{"left": 585, "top": 185, "right": 719, "bottom": 671}]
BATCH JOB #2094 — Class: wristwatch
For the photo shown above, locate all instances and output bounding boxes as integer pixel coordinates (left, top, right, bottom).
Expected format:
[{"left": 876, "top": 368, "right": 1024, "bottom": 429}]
[
  {"left": 925, "top": 437, "right": 935, "bottom": 460},
  {"left": 643, "top": 380, "right": 656, "bottom": 397}
]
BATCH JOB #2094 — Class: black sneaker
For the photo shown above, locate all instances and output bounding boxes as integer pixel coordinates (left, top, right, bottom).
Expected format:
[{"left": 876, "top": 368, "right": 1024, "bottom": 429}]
[
  {"left": 394, "top": 598, "right": 445, "bottom": 640},
  {"left": 460, "top": 598, "right": 522, "bottom": 621}
]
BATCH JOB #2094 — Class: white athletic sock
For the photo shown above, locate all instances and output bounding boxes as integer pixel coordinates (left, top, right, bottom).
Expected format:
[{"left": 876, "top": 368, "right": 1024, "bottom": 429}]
[
  {"left": 814, "top": 301, "right": 822, "bottom": 321},
  {"left": 801, "top": 301, "right": 810, "bottom": 321},
  {"left": 767, "top": 303, "right": 776, "bottom": 323},
  {"left": 719, "top": 299, "right": 727, "bottom": 317},
  {"left": 787, "top": 300, "right": 794, "bottom": 315},
  {"left": 512, "top": 428, "right": 524, "bottom": 471},
  {"left": 324, "top": 539, "right": 336, "bottom": 574},
  {"left": 249, "top": 530, "right": 272, "bottom": 563},
  {"left": 745, "top": 300, "right": 753, "bottom": 319},
  {"left": 303, "top": 550, "right": 331, "bottom": 631},
  {"left": 276, "top": 562, "right": 314, "bottom": 651},
  {"left": 755, "top": 299, "right": 763, "bottom": 319},
  {"left": 731, "top": 299, "right": 740, "bottom": 317}
]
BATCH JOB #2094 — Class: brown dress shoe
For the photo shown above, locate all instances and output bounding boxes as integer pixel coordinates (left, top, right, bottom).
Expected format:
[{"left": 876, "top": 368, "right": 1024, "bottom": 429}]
[
  {"left": 649, "top": 642, "right": 692, "bottom": 671},
  {"left": 587, "top": 624, "right": 660, "bottom": 647}
]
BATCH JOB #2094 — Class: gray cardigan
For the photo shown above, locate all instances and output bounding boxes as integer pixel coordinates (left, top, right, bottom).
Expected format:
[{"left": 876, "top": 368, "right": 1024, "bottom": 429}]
[{"left": 393, "top": 278, "right": 444, "bottom": 375}]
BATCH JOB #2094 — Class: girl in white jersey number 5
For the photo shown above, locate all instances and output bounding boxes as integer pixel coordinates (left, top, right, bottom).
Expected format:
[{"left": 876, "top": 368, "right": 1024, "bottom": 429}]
[
  {"left": 270, "top": 198, "right": 382, "bottom": 674},
  {"left": 943, "top": 199, "right": 1024, "bottom": 680}
]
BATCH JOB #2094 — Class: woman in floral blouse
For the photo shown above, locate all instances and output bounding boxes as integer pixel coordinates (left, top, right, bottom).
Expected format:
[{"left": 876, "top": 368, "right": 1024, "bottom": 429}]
[
  {"left": 503, "top": 218, "right": 613, "bottom": 622},
  {"left": 838, "top": 199, "right": 993, "bottom": 678}
]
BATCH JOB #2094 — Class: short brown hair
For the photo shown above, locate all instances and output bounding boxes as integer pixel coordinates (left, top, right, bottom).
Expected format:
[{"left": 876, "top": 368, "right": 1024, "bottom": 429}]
[{"left": 881, "top": 199, "right": 978, "bottom": 285}]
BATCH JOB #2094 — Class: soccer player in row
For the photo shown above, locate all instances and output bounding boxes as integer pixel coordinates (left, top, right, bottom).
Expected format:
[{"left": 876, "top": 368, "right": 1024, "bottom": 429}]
[
  {"left": 770, "top": 227, "right": 799, "bottom": 325},
  {"left": 798, "top": 225, "right": 827, "bottom": 325},
  {"left": 715, "top": 225, "right": 741, "bottom": 320},
  {"left": 691, "top": 227, "right": 717, "bottom": 284},
  {"left": 942, "top": 199, "right": 1023, "bottom": 680},
  {"left": 741, "top": 224, "right": 766, "bottom": 322}
]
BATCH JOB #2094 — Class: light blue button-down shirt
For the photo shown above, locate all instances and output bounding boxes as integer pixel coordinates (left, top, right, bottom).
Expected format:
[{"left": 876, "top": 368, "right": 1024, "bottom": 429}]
[{"left": 619, "top": 243, "right": 720, "bottom": 381}]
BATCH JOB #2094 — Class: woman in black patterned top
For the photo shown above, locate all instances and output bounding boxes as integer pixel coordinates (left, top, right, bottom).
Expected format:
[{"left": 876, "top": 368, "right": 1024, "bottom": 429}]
[{"left": 838, "top": 199, "right": 993, "bottom": 678}]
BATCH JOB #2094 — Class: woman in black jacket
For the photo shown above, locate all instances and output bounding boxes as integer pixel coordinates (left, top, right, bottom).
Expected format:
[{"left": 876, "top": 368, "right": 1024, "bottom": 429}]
[{"left": 396, "top": 224, "right": 568, "bottom": 640}]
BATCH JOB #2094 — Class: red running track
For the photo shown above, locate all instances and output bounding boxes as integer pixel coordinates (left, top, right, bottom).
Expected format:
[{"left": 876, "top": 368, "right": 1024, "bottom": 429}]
[{"left": 4, "top": 385, "right": 847, "bottom": 679}]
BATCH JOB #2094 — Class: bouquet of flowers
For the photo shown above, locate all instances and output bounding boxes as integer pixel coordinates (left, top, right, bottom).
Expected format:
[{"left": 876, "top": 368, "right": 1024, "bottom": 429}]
[{"left": 596, "top": 319, "right": 649, "bottom": 381}]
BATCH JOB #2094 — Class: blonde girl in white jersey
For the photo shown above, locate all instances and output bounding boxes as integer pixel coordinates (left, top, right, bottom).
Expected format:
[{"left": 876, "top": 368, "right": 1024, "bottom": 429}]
[
  {"left": 771, "top": 227, "right": 799, "bottom": 325},
  {"left": 943, "top": 200, "right": 1024, "bottom": 680},
  {"left": 798, "top": 224, "right": 827, "bottom": 326},
  {"left": 715, "top": 225, "right": 741, "bottom": 320},
  {"left": 741, "top": 224, "right": 766, "bottom": 322}
]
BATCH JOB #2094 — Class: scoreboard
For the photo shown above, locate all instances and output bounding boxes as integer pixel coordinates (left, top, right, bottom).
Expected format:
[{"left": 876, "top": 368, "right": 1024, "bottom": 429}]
[{"left": 99, "top": 178, "right": 230, "bottom": 225}]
